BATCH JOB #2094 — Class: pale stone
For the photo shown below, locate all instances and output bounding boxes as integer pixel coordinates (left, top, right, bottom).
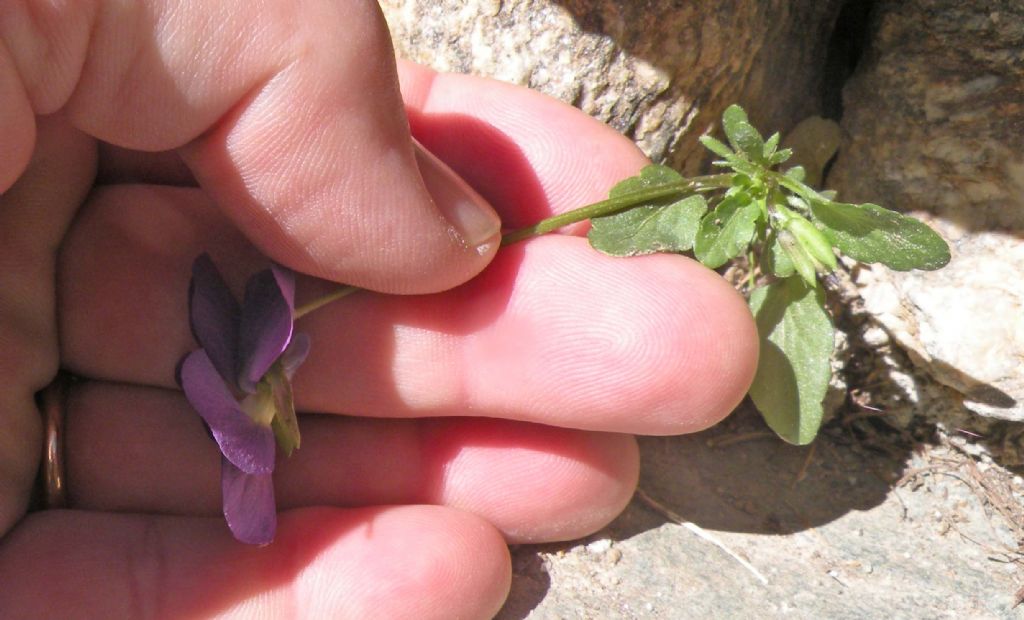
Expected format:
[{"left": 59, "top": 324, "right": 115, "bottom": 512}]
[
  {"left": 853, "top": 232, "right": 1024, "bottom": 420},
  {"left": 829, "top": 0, "right": 1024, "bottom": 421}
]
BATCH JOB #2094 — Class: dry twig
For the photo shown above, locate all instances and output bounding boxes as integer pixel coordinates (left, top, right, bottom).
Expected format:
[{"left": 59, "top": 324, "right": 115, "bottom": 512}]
[{"left": 634, "top": 488, "right": 769, "bottom": 585}]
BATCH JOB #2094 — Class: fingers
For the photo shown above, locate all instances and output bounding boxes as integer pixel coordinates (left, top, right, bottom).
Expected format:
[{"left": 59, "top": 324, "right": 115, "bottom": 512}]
[
  {"left": 59, "top": 185, "right": 758, "bottom": 434},
  {"left": 0, "top": 507, "right": 510, "bottom": 619},
  {"left": 0, "top": 41, "right": 34, "bottom": 191},
  {"left": 397, "top": 60, "right": 650, "bottom": 229},
  {"left": 299, "top": 237, "right": 756, "bottom": 433},
  {"left": 0, "top": 114, "right": 95, "bottom": 534},
  {"left": 87, "top": 60, "right": 651, "bottom": 229},
  {"left": 66, "top": 382, "right": 639, "bottom": 543},
  {"left": 1, "top": 1, "right": 501, "bottom": 292},
  {"left": 96, "top": 142, "right": 195, "bottom": 186}
]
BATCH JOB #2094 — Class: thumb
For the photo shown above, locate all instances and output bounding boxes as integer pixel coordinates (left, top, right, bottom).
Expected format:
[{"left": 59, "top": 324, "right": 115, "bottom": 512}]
[{"left": 0, "top": 0, "right": 501, "bottom": 293}]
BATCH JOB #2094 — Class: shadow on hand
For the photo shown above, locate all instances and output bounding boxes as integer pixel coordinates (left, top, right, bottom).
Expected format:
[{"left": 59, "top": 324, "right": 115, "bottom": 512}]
[{"left": 625, "top": 402, "right": 899, "bottom": 537}]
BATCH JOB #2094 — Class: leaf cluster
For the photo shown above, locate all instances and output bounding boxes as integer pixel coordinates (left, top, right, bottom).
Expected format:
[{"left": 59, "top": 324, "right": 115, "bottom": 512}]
[{"left": 586, "top": 105, "right": 950, "bottom": 444}]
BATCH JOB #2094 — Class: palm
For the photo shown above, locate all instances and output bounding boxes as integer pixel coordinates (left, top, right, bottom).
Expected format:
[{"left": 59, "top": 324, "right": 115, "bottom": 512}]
[{"left": 0, "top": 5, "right": 756, "bottom": 617}]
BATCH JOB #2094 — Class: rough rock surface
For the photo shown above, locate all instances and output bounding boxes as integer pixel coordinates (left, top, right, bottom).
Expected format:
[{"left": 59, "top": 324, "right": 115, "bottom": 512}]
[
  {"left": 380, "top": 0, "right": 843, "bottom": 172},
  {"left": 828, "top": 0, "right": 1024, "bottom": 422},
  {"left": 498, "top": 406, "right": 1024, "bottom": 619}
]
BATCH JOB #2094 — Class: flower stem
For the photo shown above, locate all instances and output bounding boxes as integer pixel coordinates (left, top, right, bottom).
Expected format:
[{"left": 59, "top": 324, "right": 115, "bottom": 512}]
[
  {"left": 500, "top": 174, "right": 732, "bottom": 246},
  {"left": 292, "top": 173, "right": 733, "bottom": 318},
  {"left": 294, "top": 285, "right": 360, "bottom": 319}
]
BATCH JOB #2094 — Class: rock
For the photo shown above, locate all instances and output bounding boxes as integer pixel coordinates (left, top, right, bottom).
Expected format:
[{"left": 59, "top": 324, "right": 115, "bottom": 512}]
[
  {"left": 497, "top": 415, "right": 1024, "bottom": 619},
  {"left": 380, "top": 0, "right": 844, "bottom": 172},
  {"left": 828, "top": 0, "right": 1024, "bottom": 422},
  {"left": 781, "top": 116, "right": 842, "bottom": 188},
  {"left": 853, "top": 235, "right": 1024, "bottom": 421}
]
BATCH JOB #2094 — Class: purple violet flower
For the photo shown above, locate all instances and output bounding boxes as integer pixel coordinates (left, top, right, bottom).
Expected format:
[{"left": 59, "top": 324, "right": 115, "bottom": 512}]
[{"left": 178, "top": 254, "right": 309, "bottom": 545}]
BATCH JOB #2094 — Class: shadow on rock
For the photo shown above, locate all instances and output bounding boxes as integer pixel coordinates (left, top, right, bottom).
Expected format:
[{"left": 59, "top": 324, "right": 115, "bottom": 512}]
[
  {"left": 617, "top": 403, "right": 904, "bottom": 537},
  {"left": 496, "top": 549, "right": 553, "bottom": 620},
  {"left": 496, "top": 401, "right": 913, "bottom": 619}
]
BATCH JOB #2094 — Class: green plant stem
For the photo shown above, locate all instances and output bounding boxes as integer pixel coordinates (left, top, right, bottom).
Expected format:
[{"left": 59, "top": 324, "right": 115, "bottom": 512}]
[
  {"left": 293, "top": 173, "right": 732, "bottom": 318},
  {"left": 294, "top": 285, "right": 360, "bottom": 319},
  {"left": 746, "top": 248, "right": 757, "bottom": 292},
  {"left": 500, "top": 174, "right": 732, "bottom": 246}
]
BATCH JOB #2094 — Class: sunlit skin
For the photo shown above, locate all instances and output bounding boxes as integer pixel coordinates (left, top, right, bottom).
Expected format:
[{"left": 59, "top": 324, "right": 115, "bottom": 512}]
[{"left": 0, "top": 2, "right": 758, "bottom": 618}]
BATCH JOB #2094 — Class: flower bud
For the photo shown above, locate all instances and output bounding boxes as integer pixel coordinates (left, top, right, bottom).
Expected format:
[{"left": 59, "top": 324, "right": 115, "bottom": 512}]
[
  {"left": 777, "top": 229, "right": 819, "bottom": 287},
  {"left": 786, "top": 217, "right": 837, "bottom": 273}
]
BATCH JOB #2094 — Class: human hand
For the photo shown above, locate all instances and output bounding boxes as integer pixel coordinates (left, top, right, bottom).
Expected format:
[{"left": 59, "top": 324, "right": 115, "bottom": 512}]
[{"left": 0, "top": 2, "right": 758, "bottom": 618}]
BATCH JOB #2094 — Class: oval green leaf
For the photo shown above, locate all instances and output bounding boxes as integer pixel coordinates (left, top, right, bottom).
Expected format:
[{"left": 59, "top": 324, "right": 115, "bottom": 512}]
[
  {"left": 699, "top": 135, "right": 734, "bottom": 159},
  {"left": 694, "top": 195, "right": 760, "bottom": 268},
  {"left": 722, "top": 104, "right": 765, "bottom": 163},
  {"left": 747, "top": 277, "right": 834, "bottom": 445},
  {"left": 608, "top": 164, "right": 684, "bottom": 197},
  {"left": 810, "top": 201, "right": 950, "bottom": 271},
  {"left": 762, "top": 233, "right": 795, "bottom": 278},
  {"left": 589, "top": 195, "right": 707, "bottom": 256}
]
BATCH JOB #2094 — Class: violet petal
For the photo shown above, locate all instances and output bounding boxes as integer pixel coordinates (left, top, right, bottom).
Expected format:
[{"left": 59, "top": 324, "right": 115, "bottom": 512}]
[
  {"left": 180, "top": 350, "right": 276, "bottom": 475},
  {"left": 279, "top": 332, "right": 311, "bottom": 379},
  {"left": 189, "top": 254, "right": 241, "bottom": 385},
  {"left": 237, "top": 266, "right": 294, "bottom": 393},
  {"left": 221, "top": 458, "right": 276, "bottom": 545}
]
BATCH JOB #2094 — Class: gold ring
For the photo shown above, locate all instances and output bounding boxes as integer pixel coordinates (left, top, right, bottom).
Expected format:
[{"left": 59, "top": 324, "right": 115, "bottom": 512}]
[{"left": 40, "top": 374, "right": 68, "bottom": 509}]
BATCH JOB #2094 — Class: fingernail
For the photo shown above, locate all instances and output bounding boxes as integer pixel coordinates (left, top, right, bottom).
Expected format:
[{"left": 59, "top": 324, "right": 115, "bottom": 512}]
[{"left": 413, "top": 139, "right": 502, "bottom": 254}]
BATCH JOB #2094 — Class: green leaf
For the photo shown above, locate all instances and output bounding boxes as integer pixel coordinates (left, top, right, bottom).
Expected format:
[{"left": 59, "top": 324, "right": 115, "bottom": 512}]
[
  {"left": 586, "top": 164, "right": 707, "bottom": 256},
  {"left": 719, "top": 156, "right": 762, "bottom": 178},
  {"left": 768, "top": 147, "right": 793, "bottom": 166},
  {"left": 810, "top": 201, "right": 951, "bottom": 271},
  {"left": 777, "top": 170, "right": 826, "bottom": 205},
  {"left": 748, "top": 278, "right": 833, "bottom": 445},
  {"left": 762, "top": 233, "right": 795, "bottom": 278},
  {"left": 589, "top": 195, "right": 707, "bottom": 256},
  {"left": 722, "top": 104, "right": 765, "bottom": 162},
  {"left": 699, "top": 135, "right": 734, "bottom": 159},
  {"left": 763, "top": 132, "right": 780, "bottom": 159},
  {"left": 266, "top": 363, "right": 300, "bottom": 456},
  {"left": 784, "top": 165, "right": 807, "bottom": 183},
  {"left": 694, "top": 195, "right": 761, "bottom": 268},
  {"left": 607, "top": 163, "right": 684, "bottom": 197}
]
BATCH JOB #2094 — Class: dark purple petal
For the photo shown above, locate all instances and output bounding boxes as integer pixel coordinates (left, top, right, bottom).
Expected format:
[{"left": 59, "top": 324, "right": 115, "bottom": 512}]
[
  {"left": 221, "top": 458, "right": 276, "bottom": 545},
  {"left": 189, "top": 254, "right": 241, "bottom": 385},
  {"left": 237, "top": 265, "right": 294, "bottom": 393},
  {"left": 279, "top": 332, "right": 310, "bottom": 379},
  {"left": 180, "top": 350, "right": 276, "bottom": 475}
]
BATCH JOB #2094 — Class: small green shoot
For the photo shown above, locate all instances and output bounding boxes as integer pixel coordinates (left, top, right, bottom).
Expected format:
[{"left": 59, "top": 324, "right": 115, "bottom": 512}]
[{"left": 506, "top": 104, "right": 950, "bottom": 444}]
